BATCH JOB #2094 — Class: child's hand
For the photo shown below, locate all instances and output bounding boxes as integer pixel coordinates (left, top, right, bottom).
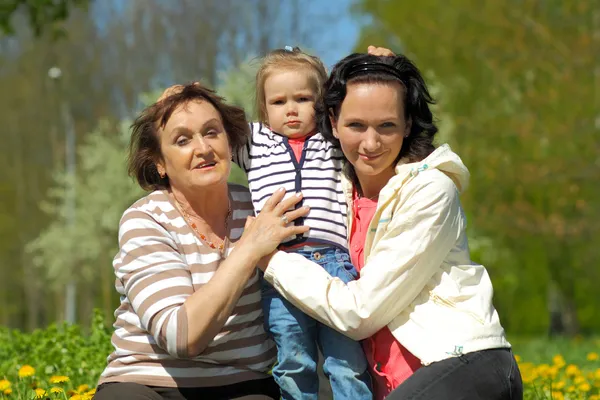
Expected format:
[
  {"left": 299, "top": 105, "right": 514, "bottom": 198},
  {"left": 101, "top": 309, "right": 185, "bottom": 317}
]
[
  {"left": 367, "top": 45, "right": 395, "bottom": 56},
  {"left": 157, "top": 84, "right": 184, "bottom": 102},
  {"left": 157, "top": 82, "right": 201, "bottom": 102}
]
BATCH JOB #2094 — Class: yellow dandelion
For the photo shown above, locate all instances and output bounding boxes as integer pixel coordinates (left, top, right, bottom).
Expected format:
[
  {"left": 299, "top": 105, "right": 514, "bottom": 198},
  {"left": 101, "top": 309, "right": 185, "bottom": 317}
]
[
  {"left": 579, "top": 382, "right": 592, "bottom": 392},
  {"left": 514, "top": 354, "right": 522, "bottom": 363},
  {"left": 3, "top": 387, "right": 12, "bottom": 395},
  {"left": 587, "top": 352, "right": 599, "bottom": 361},
  {"left": 589, "top": 395, "right": 600, "bottom": 400},
  {"left": 566, "top": 385, "right": 576, "bottom": 393},
  {"left": 0, "top": 379, "right": 10, "bottom": 391},
  {"left": 551, "top": 392, "right": 564, "bottom": 400},
  {"left": 50, "top": 387, "right": 64, "bottom": 394},
  {"left": 18, "top": 365, "right": 35, "bottom": 378},
  {"left": 70, "top": 395, "right": 82, "bottom": 400},
  {"left": 574, "top": 375, "right": 586, "bottom": 384},
  {"left": 34, "top": 388, "right": 46, "bottom": 399},
  {"left": 552, "top": 380, "right": 566, "bottom": 390},
  {"left": 552, "top": 354, "right": 566, "bottom": 368},
  {"left": 76, "top": 384, "right": 89, "bottom": 393},
  {"left": 565, "top": 364, "right": 580, "bottom": 377},
  {"left": 49, "top": 375, "right": 70, "bottom": 384},
  {"left": 85, "top": 388, "right": 96, "bottom": 395}
]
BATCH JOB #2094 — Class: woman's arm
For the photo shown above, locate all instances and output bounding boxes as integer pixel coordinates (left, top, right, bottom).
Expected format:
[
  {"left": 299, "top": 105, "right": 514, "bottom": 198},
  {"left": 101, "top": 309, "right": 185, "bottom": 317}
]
[
  {"left": 262, "top": 173, "right": 464, "bottom": 340},
  {"left": 117, "top": 189, "right": 309, "bottom": 358}
]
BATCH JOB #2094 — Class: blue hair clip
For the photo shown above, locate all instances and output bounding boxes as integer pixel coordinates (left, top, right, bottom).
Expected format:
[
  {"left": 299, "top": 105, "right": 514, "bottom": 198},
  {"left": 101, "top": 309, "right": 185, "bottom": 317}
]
[{"left": 284, "top": 45, "right": 294, "bottom": 52}]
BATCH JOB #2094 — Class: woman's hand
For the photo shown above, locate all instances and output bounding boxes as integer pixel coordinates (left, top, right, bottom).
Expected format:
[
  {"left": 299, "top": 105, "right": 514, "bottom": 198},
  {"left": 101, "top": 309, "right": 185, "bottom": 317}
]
[
  {"left": 367, "top": 45, "right": 395, "bottom": 56},
  {"left": 237, "top": 188, "right": 310, "bottom": 259}
]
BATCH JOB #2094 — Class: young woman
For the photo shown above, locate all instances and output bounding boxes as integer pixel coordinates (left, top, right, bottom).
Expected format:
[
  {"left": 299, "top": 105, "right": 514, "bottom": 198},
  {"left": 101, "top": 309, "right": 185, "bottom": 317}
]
[{"left": 250, "top": 53, "right": 523, "bottom": 400}]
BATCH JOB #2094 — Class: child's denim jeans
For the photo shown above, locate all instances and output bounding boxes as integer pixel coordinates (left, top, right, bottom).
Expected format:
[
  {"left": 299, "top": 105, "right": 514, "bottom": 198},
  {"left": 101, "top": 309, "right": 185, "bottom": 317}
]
[{"left": 261, "top": 246, "right": 372, "bottom": 400}]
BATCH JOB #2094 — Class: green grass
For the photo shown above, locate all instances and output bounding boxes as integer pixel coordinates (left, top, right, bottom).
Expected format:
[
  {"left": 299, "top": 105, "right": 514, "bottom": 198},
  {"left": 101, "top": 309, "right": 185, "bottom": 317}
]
[{"left": 1, "top": 316, "right": 598, "bottom": 399}]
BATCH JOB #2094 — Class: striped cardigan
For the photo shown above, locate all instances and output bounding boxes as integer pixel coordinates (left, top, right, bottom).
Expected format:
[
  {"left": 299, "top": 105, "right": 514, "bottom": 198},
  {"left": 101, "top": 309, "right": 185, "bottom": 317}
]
[
  {"left": 234, "top": 123, "right": 348, "bottom": 249},
  {"left": 98, "top": 183, "right": 276, "bottom": 388}
]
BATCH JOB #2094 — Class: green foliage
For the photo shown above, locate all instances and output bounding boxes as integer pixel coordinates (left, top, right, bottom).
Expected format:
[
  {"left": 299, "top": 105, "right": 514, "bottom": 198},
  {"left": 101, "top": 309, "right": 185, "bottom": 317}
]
[
  {"left": 0, "top": 324, "right": 598, "bottom": 399},
  {"left": 26, "top": 119, "right": 143, "bottom": 288},
  {"left": 216, "top": 58, "right": 258, "bottom": 187},
  {"left": 217, "top": 57, "right": 259, "bottom": 120},
  {"left": 0, "top": 309, "right": 112, "bottom": 398},
  {"left": 0, "top": 0, "right": 90, "bottom": 37},
  {"left": 354, "top": 0, "right": 600, "bottom": 335}
]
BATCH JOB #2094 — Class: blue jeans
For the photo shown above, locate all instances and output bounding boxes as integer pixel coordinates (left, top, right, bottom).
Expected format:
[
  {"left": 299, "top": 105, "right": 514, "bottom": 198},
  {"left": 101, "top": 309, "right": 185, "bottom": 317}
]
[{"left": 261, "top": 246, "right": 372, "bottom": 400}]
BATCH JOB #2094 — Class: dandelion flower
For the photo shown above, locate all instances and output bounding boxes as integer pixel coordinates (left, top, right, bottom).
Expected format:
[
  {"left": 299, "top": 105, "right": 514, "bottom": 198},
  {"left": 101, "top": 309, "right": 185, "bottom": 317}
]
[
  {"left": 514, "top": 354, "right": 521, "bottom": 363},
  {"left": 49, "top": 375, "right": 70, "bottom": 384},
  {"left": 587, "top": 352, "right": 599, "bottom": 361},
  {"left": 34, "top": 388, "right": 46, "bottom": 399},
  {"left": 565, "top": 364, "right": 580, "bottom": 377},
  {"left": 85, "top": 388, "right": 96, "bottom": 395},
  {"left": 18, "top": 365, "right": 35, "bottom": 378},
  {"left": 70, "top": 395, "right": 82, "bottom": 400},
  {"left": 551, "top": 392, "right": 564, "bottom": 400},
  {"left": 552, "top": 354, "right": 566, "bottom": 368},
  {"left": 50, "top": 387, "right": 64, "bottom": 394},
  {"left": 578, "top": 382, "right": 592, "bottom": 392},
  {"left": 0, "top": 379, "right": 10, "bottom": 391},
  {"left": 76, "top": 384, "right": 89, "bottom": 393}
]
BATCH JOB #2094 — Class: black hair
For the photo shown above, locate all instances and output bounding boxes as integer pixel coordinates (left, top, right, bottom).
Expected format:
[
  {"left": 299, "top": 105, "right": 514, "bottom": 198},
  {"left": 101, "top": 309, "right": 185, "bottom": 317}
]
[{"left": 316, "top": 53, "right": 438, "bottom": 187}]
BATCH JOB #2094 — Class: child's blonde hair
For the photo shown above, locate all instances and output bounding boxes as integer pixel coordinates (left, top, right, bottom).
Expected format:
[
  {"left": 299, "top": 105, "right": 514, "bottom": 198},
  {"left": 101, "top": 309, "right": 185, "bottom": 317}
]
[{"left": 255, "top": 46, "right": 328, "bottom": 124}]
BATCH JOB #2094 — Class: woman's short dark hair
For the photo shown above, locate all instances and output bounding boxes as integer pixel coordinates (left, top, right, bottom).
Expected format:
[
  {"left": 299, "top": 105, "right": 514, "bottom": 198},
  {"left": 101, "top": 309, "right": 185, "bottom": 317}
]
[
  {"left": 317, "top": 53, "right": 438, "bottom": 186},
  {"left": 128, "top": 82, "right": 250, "bottom": 191}
]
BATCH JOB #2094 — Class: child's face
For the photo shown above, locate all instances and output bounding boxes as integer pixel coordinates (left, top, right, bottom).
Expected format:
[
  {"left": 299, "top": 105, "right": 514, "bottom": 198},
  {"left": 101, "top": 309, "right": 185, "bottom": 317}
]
[{"left": 264, "top": 70, "right": 317, "bottom": 138}]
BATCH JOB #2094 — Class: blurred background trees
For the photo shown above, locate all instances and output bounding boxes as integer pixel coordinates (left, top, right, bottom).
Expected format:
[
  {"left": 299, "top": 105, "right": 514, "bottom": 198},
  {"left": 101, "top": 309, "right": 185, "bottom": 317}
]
[
  {"left": 355, "top": 0, "right": 599, "bottom": 335},
  {"left": 1, "top": 0, "right": 597, "bottom": 337}
]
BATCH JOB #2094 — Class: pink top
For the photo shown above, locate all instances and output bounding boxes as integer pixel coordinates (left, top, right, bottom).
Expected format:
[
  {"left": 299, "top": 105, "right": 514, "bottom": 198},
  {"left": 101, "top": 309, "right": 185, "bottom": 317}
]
[
  {"left": 288, "top": 133, "right": 314, "bottom": 162},
  {"left": 349, "top": 190, "right": 421, "bottom": 399}
]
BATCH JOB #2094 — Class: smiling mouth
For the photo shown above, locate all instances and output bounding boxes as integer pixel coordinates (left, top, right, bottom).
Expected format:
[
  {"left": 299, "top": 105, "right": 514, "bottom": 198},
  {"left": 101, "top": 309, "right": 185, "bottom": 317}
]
[
  {"left": 359, "top": 153, "right": 383, "bottom": 160},
  {"left": 195, "top": 162, "right": 216, "bottom": 169}
]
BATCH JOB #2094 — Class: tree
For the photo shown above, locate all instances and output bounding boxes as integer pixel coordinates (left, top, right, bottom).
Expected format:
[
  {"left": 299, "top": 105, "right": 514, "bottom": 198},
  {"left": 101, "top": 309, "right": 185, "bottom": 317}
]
[
  {"left": 354, "top": 0, "right": 599, "bottom": 334},
  {"left": 0, "top": 0, "right": 90, "bottom": 36}
]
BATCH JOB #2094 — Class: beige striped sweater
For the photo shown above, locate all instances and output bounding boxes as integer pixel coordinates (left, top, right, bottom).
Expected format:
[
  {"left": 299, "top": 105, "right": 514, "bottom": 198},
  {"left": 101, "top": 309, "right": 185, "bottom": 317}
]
[{"left": 98, "top": 183, "right": 276, "bottom": 388}]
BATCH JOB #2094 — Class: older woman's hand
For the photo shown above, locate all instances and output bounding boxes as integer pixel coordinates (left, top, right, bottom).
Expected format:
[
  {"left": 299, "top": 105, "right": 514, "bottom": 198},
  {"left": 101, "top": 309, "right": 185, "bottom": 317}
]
[{"left": 238, "top": 188, "right": 310, "bottom": 259}]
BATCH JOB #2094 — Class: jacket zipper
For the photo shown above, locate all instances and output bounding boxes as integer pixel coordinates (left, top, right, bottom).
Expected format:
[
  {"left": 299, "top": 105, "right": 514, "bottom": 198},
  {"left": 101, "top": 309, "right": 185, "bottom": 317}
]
[{"left": 429, "top": 291, "right": 485, "bottom": 325}]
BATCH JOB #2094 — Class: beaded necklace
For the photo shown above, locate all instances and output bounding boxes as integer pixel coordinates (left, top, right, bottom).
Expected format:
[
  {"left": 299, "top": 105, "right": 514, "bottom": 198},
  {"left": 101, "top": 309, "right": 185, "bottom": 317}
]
[{"left": 174, "top": 195, "right": 231, "bottom": 253}]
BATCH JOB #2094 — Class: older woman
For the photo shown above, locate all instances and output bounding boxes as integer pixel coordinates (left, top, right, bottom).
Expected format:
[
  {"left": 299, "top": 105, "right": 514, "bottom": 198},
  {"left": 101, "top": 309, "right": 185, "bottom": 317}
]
[
  {"left": 95, "top": 83, "right": 309, "bottom": 400},
  {"left": 249, "top": 53, "right": 523, "bottom": 399}
]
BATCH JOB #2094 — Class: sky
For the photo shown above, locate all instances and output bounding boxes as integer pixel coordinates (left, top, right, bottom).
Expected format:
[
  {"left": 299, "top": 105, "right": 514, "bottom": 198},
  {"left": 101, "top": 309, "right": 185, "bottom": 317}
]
[{"left": 308, "top": 0, "right": 362, "bottom": 68}]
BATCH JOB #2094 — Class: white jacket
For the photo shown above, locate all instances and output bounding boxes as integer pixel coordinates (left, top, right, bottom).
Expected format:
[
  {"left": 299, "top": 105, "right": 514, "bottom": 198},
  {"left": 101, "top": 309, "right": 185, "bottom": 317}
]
[{"left": 264, "top": 144, "right": 510, "bottom": 365}]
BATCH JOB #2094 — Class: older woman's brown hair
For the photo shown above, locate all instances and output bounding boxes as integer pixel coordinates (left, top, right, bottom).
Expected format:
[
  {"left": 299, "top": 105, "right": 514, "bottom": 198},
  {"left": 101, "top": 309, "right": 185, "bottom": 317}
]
[{"left": 128, "top": 82, "right": 250, "bottom": 191}]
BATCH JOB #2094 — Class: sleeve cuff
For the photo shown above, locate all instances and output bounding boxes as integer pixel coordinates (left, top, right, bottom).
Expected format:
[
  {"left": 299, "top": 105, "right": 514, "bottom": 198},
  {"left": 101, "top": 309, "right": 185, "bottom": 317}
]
[{"left": 263, "top": 250, "right": 288, "bottom": 287}]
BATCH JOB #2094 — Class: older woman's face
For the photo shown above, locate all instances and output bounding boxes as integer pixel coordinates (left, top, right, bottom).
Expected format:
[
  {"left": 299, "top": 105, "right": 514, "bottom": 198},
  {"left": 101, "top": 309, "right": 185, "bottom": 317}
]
[
  {"left": 156, "top": 100, "right": 231, "bottom": 191},
  {"left": 332, "top": 81, "right": 410, "bottom": 192}
]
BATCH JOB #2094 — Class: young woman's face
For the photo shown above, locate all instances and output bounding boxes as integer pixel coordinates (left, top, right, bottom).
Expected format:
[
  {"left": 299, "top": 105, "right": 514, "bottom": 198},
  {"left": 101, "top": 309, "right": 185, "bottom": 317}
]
[
  {"left": 332, "top": 81, "right": 410, "bottom": 194},
  {"left": 155, "top": 100, "right": 232, "bottom": 192}
]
